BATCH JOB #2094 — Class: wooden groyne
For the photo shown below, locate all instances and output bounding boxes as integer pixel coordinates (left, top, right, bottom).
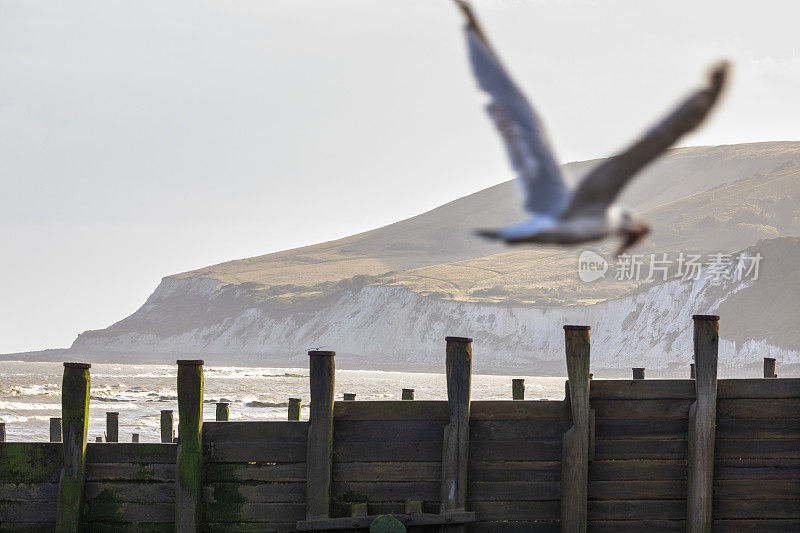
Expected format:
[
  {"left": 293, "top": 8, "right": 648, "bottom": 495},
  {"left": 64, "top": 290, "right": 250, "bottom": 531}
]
[{"left": 0, "top": 314, "right": 798, "bottom": 531}]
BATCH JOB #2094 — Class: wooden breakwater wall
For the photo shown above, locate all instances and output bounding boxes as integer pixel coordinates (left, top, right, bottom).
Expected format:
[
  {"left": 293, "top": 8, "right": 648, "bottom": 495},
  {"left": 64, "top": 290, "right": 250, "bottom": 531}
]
[{"left": 0, "top": 315, "right": 798, "bottom": 532}]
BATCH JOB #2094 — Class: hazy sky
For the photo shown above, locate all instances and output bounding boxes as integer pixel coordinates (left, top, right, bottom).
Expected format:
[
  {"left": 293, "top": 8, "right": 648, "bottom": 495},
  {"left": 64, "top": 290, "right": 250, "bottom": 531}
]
[{"left": 2, "top": 0, "right": 799, "bottom": 353}]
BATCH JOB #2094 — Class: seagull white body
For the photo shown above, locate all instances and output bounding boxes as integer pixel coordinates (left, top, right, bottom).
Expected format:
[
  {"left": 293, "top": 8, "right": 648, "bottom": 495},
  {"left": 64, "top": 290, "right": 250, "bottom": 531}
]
[{"left": 453, "top": 1, "right": 727, "bottom": 255}]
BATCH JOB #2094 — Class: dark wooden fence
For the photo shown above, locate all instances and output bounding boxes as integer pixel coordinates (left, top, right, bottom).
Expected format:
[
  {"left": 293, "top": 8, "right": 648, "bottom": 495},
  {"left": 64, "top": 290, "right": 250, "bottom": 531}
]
[{"left": 1, "top": 315, "right": 798, "bottom": 532}]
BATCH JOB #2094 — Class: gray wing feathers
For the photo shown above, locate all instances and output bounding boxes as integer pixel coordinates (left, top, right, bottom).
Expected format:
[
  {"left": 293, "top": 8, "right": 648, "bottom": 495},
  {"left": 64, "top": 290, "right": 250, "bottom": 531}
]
[
  {"left": 561, "top": 63, "right": 729, "bottom": 220},
  {"left": 463, "top": 17, "right": 569, "bottom": 217}
]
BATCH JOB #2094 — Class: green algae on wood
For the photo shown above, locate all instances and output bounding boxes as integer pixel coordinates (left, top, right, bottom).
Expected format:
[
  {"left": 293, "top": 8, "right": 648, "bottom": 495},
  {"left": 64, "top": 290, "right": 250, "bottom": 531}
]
[
  {"left": 370, "top": 514, "right": 406, "bottom": 533},
  {"left": 175, "top": 360, "right": 203, "bottom": 532},
  {"left": 0, "top": 443, "right": 63, "bottom": 483}
]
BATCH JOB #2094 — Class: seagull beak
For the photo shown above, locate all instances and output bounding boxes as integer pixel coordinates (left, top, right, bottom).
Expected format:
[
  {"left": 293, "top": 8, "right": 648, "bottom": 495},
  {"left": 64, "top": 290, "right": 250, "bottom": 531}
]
[{"left": 615, "top": 222, "right": 651, "bottom": 258}]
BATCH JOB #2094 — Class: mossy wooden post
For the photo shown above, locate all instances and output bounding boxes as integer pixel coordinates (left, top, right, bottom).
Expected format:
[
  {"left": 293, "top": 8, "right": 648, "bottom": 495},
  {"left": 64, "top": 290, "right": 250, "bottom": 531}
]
[
  {"left": 402, "top": 388, "right": 415, "bottom": 400},
  {"left": 632, "top": 367, "right": 645, "bottom": 380},
  {"left": 512, "top": 379, "right": 524, "bottom": 400},
  {"left": 343, "top": 393, "right": 356, "bottom": 401},
  {"left": 306, "top": 350, "right": 335, "bottom": 519},
  {"left": 160, "top": 410, "right": 173, "bottom": 443},
  {"left": 687, "top": 315, "right": 719, "bottom": 533},
  {"left": 690, "top": 363, "right": 696, "bottom": 379},
  {"left": 440, "top": 336, "right": 472, "bottom": 532},
  {"left": 50, "top": 417, "right": 62, "bottom": 442},
  {"left": 0, "top": 422, "right": 5, "bottom": 442},
  {"left": 288, "top": 398, "right": 301, "bottom": 421},
  {"left": 175, "top": 359, "right": 203, "bottom": 533},
  {"left": 215, "top": 402, "right": 229, "bottom": 421},
  {"left": 764, "top": 357, "right": 776, "bottom": 378},
  {"left": 561, "top": 326, "right": 590, "bottom": 533},
  {"left": 56, "top": 362, "right": 90, "bottom": 533},
  {"left": 106, "top": 412, "right": 119, "bottom": 442}
]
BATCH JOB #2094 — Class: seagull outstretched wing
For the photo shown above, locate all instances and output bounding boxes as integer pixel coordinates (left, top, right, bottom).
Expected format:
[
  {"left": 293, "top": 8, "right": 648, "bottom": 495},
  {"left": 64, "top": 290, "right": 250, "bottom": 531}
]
[
  {"left": 456, "top": 0, "right": 569, "bottom": 217},
  {"left": 560, "top": 63, "right": 729, "bottom": 220}
]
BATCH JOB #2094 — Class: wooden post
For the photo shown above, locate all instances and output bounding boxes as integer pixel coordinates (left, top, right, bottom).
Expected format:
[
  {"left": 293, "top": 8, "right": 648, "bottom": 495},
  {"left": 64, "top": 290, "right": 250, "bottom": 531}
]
[
  {"left": 0, "top": 422, "right": 5, "bottom": 442},
  {"left": 160, "top": 410, "right": 174, "bottom": 443},
  {"left": 512, "top": 379, "right": 525, "bottom": 400},
  {"left": 343, "top": 393, "right": 356, "bottom": 401},
  {"left": 288, "top": 398, "right": 301, "bottom": 421},
  {"left": 56, "top": 362, "right": 90, "bottom": 532},
  {"left": 440, "top": 336, "right": 472, "bottom": 532},
  {"left": 690, "top": 363, "right": 696, "bottom": 379},
  {"left": 175, "top": 359, "right": 204, "bottom": 533},
  {"left": 95, "top": 436, "right": 102, "bottom": 443},
  {"left": 561, "top": 326, "right": 591, "bottom": 533},
  {"left": 50, "top": 417, "right": 62, "bottom": 442},
  {"left": 764, "top": 357, "right": 776, "bottom": 378},
  {"left": 215, "top": 402, "right": 229, "bottom": 421},
  {"left": 632, "top": 367, "right": 645, "bottom": 380},
  {"left": 132, "top": 433, "right": 139, "bottom": 443},
  {"left": 106, "top": 412, "right": 119, "bottom": 443},
  {"left": 402, "top": 388, "right": 415, "bottom": 400},
  {"left": 306, "top": 350, "right": 335, "bottom": 519},
  {"left": 687, "top": 315, "right": 719, "bottom": 532}
]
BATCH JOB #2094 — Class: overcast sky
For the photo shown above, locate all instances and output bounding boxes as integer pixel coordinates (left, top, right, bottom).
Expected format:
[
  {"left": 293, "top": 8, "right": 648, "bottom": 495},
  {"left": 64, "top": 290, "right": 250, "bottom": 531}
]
[{"left": 2, "top": 0, "right": 799, "bottom": 353}]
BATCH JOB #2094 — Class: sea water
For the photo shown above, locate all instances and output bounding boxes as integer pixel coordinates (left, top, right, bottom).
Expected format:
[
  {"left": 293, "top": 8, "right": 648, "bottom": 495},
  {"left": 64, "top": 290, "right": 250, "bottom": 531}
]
[{"left": 0, "top": 361, "right": 566, "bottom": 442}]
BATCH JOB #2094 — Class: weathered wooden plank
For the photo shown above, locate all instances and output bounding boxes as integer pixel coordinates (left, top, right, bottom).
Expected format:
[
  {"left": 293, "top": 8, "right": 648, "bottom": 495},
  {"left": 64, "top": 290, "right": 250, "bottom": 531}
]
[
  {"left": 84, "top": 482, "right": 174, "bottom": 503},
  {"left": 202, "top": 502, "right": 306, "bottom": 523},
  {"left": 595, "top": 419, "right": 688, "bottom": 439},
  {"left": 204, "top": 442, "right": 307, "bottom": 463},
  {"left": 713, "top": 479, "right": 800, "bottom": 499},
  {"left": 713, "top": 499, "right": 800, "bottom": 519},
  {"left": 83, "top": 501, "right": 174, "bottom": 523},
  {"left": 587, "top": 520, "right": 684, "bottom": 532},
  {"left": 0, "top": 483, "right": 58, "bottom": 502},
  {"left": 711, "top": 520, "right": 800, "bottom": 532},
  {"left": 589, "top": 480, "right": 686, "bottom": 500},
  {"left": 470, "top": 419, "right": 571, "bottom": 441},
  {"left": 83, "top": 523, "right": 173, "bottom": 533},
  {"left": 85, "top": 463, "right": 175, "bottom": 482},
  {"left": 333, "top": 419, "right": 448, "bottom": 442},
  {"left": 471, "top": 401, "right": 570, "bottom": 420},
  {"left": 716, "top": 418, "right": 800, "bottom": 439},
  {"left": 0, "top": 524, "right": 56, "bottom": 533},
  {"left": 204, "top": 463, "right": 306, "bottom": 483},
  {"left": 468, "top": 522, "right": 559, "bottom": 533},
  {"left": 717, "top": 379, "right": 800, "bottom": 399},
  {"left": 467, "top": 481, "right": 560, "bottom": 501},
  {"left": 467, "top": 500, "right": 559, "bottom": 521},
  {"left": 587, "top": 499, "right": 685, "bottom": 520},
  {"left": 469, "top": 461, "right": 561, "bottom": 483},
  {"left": 333, "top": 400, "right": 568, "bottom": 421},
  {"left": 205, "top": 523, "right": 298, "bottom": 532},
  {"left": 717, "top": 399, "right": 800, "bottom": 419},
  {"left": 469, "top": 440, "right": 562, "bottom": 462},
  {"left": 333, "top": 440, "right": 442, "bottom": 462},
  {"left": 591, "top": 399, "right": 692, "bottom": 420},
  {"left": 331, "top": 481, "right": 440, "bottom": 502},
  {"left": 590, "top": 380, "right": 695, "bottom": 400},
  {"left": 203, "top": 421, "right": 308, "bottom": 443},
  {"left": 0, "top": 443, "right": 63, "bottom": 483},
  {"left": 0, "top": 501, "right": 57, "bottom": 523},
  {"left": 594, "top": 439, "right": 687, "bottom": 460},
  {"left": 714, "top": 458, "right": 800, "bottom": 479},
  {"left": 297, "top": 511, "right": 476, "bottom": 530},
  {"left": 716, "top": 439, "right": 800, "bottom": 458},
  {"left": 203, "top": 482, "right": 305, "bottom": 504},
  {"left": 86, "top": 443, "right": 176, "bottom": 464},
  {"left": 589, "top": 460, "right": 687, "bottom": 481},
  {"left": 332, "top": 461, "right": 440, "bottom": 482}
]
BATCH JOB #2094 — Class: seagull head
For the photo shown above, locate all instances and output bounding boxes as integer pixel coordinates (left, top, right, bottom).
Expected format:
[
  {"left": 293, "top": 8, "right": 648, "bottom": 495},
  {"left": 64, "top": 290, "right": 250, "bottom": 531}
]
[{"left": 615, "top": 220, "right": 651, "bottom": 258}]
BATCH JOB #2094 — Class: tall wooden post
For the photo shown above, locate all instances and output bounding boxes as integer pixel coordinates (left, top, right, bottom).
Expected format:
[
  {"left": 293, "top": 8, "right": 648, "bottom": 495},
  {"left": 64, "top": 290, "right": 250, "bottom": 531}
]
[
  {"left": 440, "top": 336, "right": 472, "bottom": 532},
  {"left": 56, "top": 362, "right": 90, "bottom": 532},
  {"left": 306, "top": 350, "right": 335, "bottom": 519},
  {"left": 687, "top": 315, "right": 719, "bottom": 532},
  {"left": 632, "top": 368, "right": 645, "bottom": 380},
  {"left": 512, "top": 379, "right": 525, "bottom": 400},
  {"left": 175, "top": 360, "right": 203, "bottom": 533},
  {"left": 402, "top": 388, "right": 415, "bottom": 400},
  {"left": 561, "top": 326, "right": 590, "bottom": 533},
  {"left": 215, "top": 402, "right": 229, "bottom": 421},
  {"left": 764, "top": 357, "right": 776, "bottom": 378},
  {"left": 50, "top": 417, "right": 62, "bottom": 442},
  {"left": 0, "top": 422, "right": 5, "bottom": 442},
  {"left": 160, "top": 410, "right": 174, "bottom": 443},
  {"left": 288, "top": 398, "right": 301, "bottom": 421},
  {"left": 106, "top": 412, "right": 119, "bottom": 443}
]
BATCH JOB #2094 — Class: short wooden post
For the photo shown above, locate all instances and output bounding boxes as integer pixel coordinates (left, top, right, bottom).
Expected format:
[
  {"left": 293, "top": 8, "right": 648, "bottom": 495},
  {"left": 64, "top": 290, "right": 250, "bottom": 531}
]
[
  {"left": 561, "top": 326, "right": 591, "bottom": 533},
  {"left": 440, "top": 336, "right": 472, "bottom": 532},
  {"left": 50, "top": 417, "right": 62, "bottom": 442},
  {"left": 402, "top": 388, "right": 415, "bottom": 400},
  {"left": 288, "top": 398, "right": 301, "bottom": 421},
  {"left": 56, "top": 362, "right": 90, "bottom": 532},
  {"left": 764, "top": 357, "right": 776, "bottom": 378},
  {"left": 175, "top": 359, "right": 204, "bottom": 533},
  {"left": 0, "top": 422, "right": 5, "bottom": 442},
  {"left": 160, "top": 410, "right": 174, "bottom": 443},
  {"left": 632, "top": 367, "right": 645, "bottom": 380},
  {"left": 306, "top": 350, "right": 335, "bottom": 519},
  {"left": 106, "top": 412, "right": 119, "bottom": 443},
  {"left": 512, "top": 379, "right": 525, "bottom": 400},
  {"left": 132, "top": 433, "right": 139, "bottom": 443},
  {"left": 215, "top": 402, "right": 229, "bottom": 421},
  {"left": 690, "top": 363, "right": 696, "bottom": 379},
  {"left": 95, "top": 436, "right": 102, "bottom": 443},
  {"left": 343, "top": 393, "right": 356, "bottom": 401},
  {"left": 687, "top": 315, "right": 719, "bottom": 532}
]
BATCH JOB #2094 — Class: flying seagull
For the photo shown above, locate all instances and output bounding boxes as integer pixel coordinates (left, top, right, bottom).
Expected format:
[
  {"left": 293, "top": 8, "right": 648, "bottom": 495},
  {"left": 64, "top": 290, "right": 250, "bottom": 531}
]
[{"left": 453, "top": 0, "right": 728, "bottom": 256}]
